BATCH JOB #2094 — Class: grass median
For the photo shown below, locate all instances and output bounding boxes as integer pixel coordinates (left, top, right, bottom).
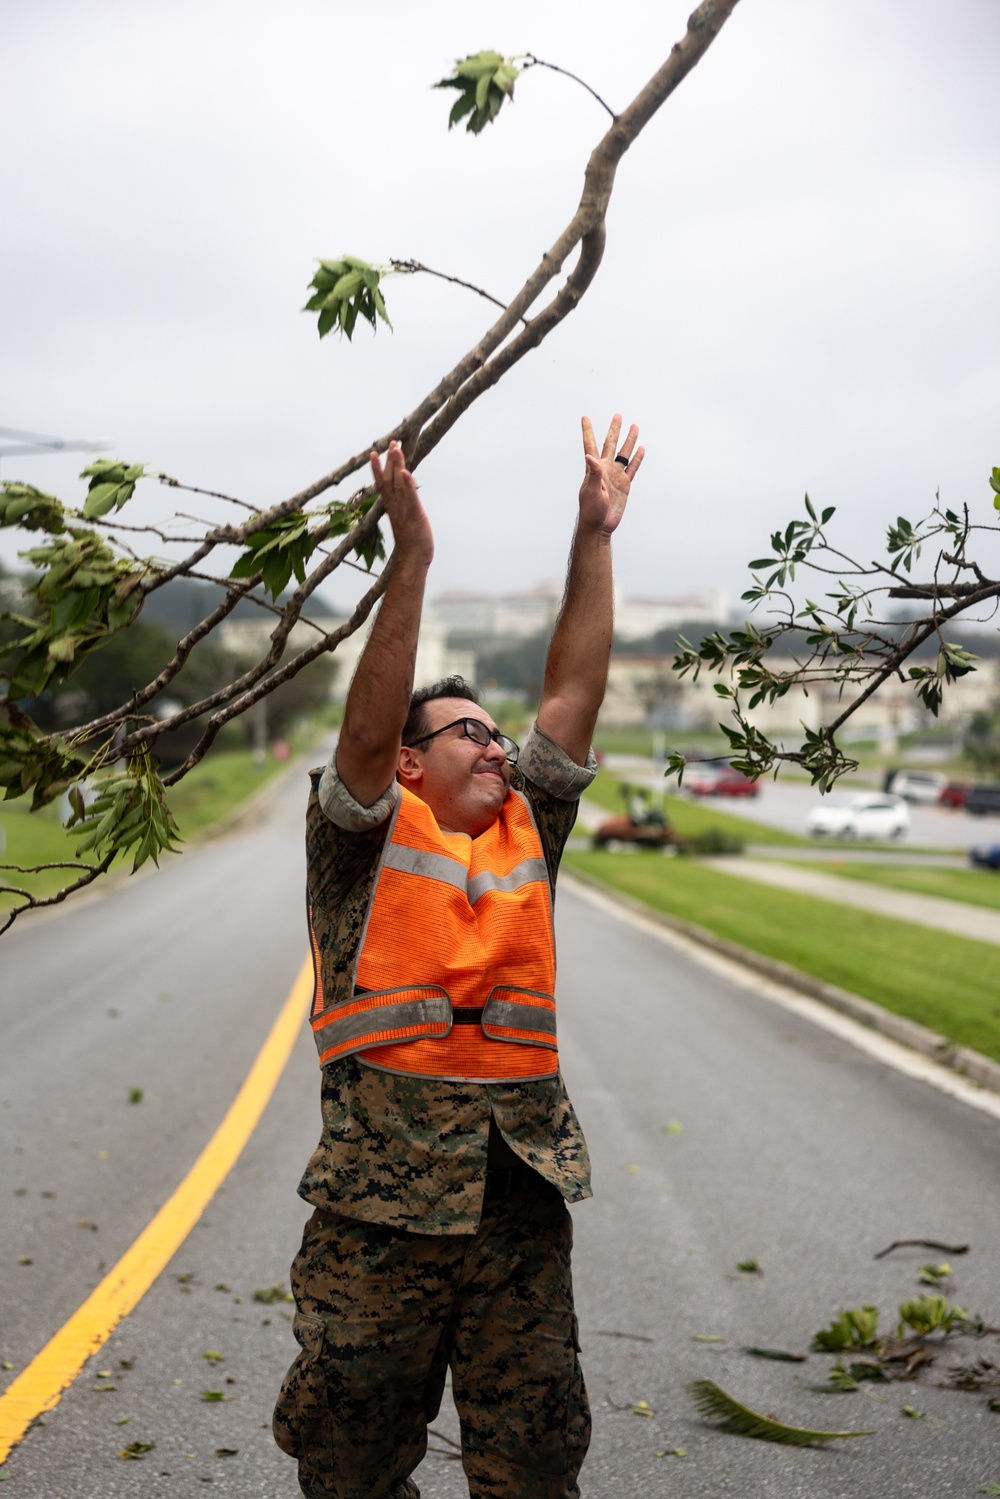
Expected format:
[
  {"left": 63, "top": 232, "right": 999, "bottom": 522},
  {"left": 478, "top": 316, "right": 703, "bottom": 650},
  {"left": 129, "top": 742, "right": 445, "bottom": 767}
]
[
  {"left": 585, "top": 773, "right": 805, "bottom": 846},
  {"left": 563, "top": 848, "right": 1000, "bottom": 1064},
  {"left": 0, "top": 747, "right": 298, "bottom": 918}
]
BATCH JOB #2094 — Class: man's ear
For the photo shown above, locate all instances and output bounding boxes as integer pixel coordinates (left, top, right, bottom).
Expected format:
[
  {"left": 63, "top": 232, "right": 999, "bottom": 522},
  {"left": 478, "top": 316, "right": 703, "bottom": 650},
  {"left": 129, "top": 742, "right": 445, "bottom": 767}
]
[{"left": 396, "top": 746, "right": 423, "bottom": 789}]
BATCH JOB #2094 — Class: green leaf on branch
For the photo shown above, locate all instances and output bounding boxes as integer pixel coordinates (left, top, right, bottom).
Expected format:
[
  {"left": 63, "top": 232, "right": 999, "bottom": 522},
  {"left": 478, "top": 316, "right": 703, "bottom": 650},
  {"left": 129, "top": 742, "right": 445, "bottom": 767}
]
[
  {"left": 80, "top": 459, "right": 146, "bottom": 518},
  {"left": 304, "top": 256, "right": 392, "bottom": 341},
  {"left": 68, "top": 747, "right": 182, "bottom": 871},
  {"left": 0, "top": 482, "right": 67, "bottom": 534},
  {"left": 435, "top": 51, "right": 521, "bottom": 134},
  {"left": 2, "top": 529, "right": 147, "bottom": 697},
  {"left": 229, "top": 513, "right": 318, "bottom": 599},
  {"left": 0, "top": 718, "right": 89, "bottom": 810},
  {"left": 990, "top": 466, "right": 1000, "bottom": 511}
]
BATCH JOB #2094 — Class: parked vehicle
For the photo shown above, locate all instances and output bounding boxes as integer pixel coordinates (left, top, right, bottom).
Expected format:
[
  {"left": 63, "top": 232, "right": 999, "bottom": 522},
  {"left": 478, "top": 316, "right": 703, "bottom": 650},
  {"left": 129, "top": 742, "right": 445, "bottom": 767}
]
[
  {"left": 969, "top": 844, "right": 1000, "bottom": 870},
  {"left": 683, "top": 759, "right": 760, "bottom": 798},
  {"left": 939, "top": 782, "right": 970, "bottom": 809},
  {"left": 965, "top": 785, "right": 1000, "bottom": 817},
  {"left": 807, "top": 793, "right": 910, "bottom": 840},
  {"left": 886, "top": 769, "right": 948, "bottom": 804}
]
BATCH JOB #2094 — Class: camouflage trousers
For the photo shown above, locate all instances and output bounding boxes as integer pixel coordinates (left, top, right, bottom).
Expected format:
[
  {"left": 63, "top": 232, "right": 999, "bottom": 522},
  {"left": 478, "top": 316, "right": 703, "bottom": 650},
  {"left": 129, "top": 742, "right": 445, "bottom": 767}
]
[{"left": 273, "top": 1171, "right": 590, "bottom": 1499}]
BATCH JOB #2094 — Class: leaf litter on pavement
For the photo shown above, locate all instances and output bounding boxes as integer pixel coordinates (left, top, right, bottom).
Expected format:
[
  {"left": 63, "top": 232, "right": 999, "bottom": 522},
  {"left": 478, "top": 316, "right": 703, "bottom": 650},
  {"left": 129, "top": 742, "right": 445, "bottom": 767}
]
[{"left": 682, "top": 1243, "right": 999, "bottom": 1452}]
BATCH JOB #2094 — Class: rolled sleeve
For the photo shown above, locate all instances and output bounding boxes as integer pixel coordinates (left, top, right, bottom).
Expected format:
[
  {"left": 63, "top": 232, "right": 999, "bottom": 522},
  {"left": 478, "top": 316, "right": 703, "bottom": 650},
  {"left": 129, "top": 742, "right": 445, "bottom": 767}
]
[
  {"left": 317, "top": 758, "right": 400, "bottom": 831},
  {"left": 518, "top": 722, "right": 598, "bottom": 801}
]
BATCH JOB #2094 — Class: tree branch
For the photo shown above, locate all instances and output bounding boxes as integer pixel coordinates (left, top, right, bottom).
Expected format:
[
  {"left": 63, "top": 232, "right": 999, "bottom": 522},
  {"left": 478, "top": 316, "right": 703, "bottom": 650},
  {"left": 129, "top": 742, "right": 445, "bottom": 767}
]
[
  {"left": 523, "top": 55, "right": 617, "bottom": 119},
  {"left": 390, "top": 259, "right": 524, "bottom": 321}
]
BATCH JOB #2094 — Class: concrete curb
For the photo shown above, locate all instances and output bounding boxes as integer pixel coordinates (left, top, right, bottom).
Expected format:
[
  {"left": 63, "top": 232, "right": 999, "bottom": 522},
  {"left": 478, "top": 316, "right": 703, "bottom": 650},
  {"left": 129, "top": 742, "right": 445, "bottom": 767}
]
[{"left": 562, "top": 867, "right": 1000, "bottom": 1098}]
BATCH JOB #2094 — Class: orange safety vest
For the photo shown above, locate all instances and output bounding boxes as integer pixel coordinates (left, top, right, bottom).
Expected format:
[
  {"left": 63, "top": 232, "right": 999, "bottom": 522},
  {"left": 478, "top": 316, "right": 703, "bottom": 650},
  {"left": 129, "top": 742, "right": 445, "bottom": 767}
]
[{"left": 309, "top": 785, "right": 557, "bottom": 1082}]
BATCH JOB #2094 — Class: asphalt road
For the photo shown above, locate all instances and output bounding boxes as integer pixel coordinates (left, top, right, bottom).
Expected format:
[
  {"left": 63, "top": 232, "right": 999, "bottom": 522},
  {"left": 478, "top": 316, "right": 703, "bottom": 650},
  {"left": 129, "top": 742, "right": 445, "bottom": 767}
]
[
  {"left": 2, "top": 769, "right": 999, "bottom": 1498},
  {"left": 610, "top": 757, "right": 1000, "bottom": 851},
  {"left": 697, "top": 779, "right": 1000, "bottom": 850}
]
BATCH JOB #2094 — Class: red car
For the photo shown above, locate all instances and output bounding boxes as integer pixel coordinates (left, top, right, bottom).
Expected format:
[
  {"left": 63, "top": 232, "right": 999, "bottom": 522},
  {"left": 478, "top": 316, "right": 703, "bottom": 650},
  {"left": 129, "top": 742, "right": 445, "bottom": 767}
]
[
  {"left": 684, "top": 761, "right": 760, "bottom": 798},
  {"left": 939, "top": 782, "right": 970, "bottom": 809}
]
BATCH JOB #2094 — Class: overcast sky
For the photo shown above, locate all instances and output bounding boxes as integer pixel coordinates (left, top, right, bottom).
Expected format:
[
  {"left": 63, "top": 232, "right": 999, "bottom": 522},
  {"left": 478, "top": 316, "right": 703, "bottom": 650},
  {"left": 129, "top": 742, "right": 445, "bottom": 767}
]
[{"left": 3, "top": 0, "right": 998, "bottom": 620}]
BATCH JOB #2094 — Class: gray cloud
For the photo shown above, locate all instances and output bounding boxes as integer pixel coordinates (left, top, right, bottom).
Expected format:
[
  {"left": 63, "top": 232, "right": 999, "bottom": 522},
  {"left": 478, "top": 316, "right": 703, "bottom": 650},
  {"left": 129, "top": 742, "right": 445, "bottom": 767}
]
[{"left": 3, "top": 0, "right": 998, "bottom": 618}]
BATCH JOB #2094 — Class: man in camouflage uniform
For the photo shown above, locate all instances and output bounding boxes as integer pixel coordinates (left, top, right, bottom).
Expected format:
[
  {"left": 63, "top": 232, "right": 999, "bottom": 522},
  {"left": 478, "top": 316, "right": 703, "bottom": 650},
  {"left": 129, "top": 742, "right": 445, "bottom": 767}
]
[{"left": 274, "top": 415, "right": 644, "bottom": 1499}]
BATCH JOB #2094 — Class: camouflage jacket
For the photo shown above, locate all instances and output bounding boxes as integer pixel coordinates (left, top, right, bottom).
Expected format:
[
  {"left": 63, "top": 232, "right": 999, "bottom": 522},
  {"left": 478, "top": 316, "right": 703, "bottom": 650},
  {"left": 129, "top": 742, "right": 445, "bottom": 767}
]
[{"left": 298, "top": 722, "right": 597, "bottom": 1235}]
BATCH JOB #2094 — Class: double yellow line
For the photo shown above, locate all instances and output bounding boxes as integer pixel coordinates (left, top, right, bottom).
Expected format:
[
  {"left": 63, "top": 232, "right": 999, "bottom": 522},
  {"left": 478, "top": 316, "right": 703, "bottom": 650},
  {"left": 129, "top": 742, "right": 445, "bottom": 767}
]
[{"left": 0, "top": 955, "right": 312, "bottom": 1466}]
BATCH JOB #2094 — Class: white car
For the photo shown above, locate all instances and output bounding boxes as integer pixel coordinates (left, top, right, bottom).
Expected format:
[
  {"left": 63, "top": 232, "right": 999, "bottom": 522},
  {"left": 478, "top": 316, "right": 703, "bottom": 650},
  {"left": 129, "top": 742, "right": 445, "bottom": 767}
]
[
  {"left": 807, "top": 793, "right": 910, "bottom": 840},
  {"left": 886, "top": 769, "right": 948, "bottom": 804}
]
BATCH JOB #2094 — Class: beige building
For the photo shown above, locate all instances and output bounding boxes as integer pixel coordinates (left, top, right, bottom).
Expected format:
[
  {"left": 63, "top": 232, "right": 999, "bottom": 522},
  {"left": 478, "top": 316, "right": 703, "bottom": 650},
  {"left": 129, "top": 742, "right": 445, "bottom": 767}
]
[
  {"left": 431, "top": 582, "right": 728, "bottom": 642},
  {"left": 216, "top": 609, "right": 474, "bottom": 703},
  {"left": 602, "top": 652, "right": 1000, "bottom": 736}
]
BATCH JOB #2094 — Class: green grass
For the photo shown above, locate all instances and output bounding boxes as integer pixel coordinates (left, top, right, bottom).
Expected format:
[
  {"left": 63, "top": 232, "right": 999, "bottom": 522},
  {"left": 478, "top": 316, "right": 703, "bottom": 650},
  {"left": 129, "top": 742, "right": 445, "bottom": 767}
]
[
  {"left": 795, "top": 860, "right": 1000, "bottom": 913},
  {"left": 167, "top": 749, "right": 286, "bottom": 835},
  {"left": 564, "top": 850, "right": 1000, "bottom": 1063},
  {"left": 592, "top": 724, "right": 735, "bottom": 759},
  {"left": 1, "top": 748, "right": 292, "bottom": 917},
  {"left": 585, "top": 773, "right": 805, "bottom": 847}
]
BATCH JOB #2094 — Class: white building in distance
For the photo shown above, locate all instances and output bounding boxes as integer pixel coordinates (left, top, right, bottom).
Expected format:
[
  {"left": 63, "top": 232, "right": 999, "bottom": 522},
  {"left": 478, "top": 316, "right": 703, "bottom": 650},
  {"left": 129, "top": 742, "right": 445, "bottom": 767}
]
[{"left": 431, "top": 582, "right": 728, "bottom": 641}]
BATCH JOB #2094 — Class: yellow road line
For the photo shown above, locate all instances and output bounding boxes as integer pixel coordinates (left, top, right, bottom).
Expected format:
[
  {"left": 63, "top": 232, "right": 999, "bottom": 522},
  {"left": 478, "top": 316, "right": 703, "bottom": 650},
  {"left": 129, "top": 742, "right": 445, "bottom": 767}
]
[{"left": 0, "top": 954, "right": 313, "bottom": 1466}]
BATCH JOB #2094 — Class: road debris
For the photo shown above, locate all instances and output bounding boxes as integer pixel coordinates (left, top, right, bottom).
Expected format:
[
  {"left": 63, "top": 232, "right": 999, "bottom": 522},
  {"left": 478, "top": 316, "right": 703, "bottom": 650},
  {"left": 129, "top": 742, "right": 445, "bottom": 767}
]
[
  {"left": 874, "top": 1239, "right": 969, "bottom": 1260},
  {"left": 118, "top": 1441, "right": 155, "bottom": 1460},
  {"left": 253, "top": 1283, "right": 293, "bottom": 1304},
  {"left": 744, "top": 1347, "right": 807, "bottom": 1363},
  {"left": 813, "top": 1305, "right": 880, "bottom": 1351},
  {"left": 687, "top": 1379, "right": 874, "bottom": 1446}
]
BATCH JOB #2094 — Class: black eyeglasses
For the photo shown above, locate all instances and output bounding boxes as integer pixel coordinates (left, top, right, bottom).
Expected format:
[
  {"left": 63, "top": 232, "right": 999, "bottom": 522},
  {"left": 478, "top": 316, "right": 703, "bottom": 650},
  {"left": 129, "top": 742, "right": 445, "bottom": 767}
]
[{"left": 406, "top": 716, "right": 520, "bottom": 763}]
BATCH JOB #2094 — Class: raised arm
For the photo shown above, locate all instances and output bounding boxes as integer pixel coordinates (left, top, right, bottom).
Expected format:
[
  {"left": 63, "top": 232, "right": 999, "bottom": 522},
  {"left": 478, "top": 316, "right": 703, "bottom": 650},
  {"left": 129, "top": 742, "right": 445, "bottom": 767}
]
[
  {"left": 535, "top": 414, "right": 644, "bottom": 766},
  {"left": 335, "top": 442, "right": 434, "bottom": 807}
]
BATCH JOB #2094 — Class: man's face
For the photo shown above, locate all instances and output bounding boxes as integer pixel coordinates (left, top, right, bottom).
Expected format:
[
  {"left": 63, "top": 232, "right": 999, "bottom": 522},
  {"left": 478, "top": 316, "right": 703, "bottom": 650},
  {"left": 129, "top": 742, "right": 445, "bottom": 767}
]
[{"left": 398, "top": 697, "right": 512, "bottom": 838}]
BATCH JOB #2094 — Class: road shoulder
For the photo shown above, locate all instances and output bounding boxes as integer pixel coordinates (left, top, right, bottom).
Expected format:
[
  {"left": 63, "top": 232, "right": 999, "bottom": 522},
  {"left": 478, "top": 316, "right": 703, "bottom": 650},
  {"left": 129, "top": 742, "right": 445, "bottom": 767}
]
[{"left": 562, "top": 867, "right": 1000, "bottom": 1102}]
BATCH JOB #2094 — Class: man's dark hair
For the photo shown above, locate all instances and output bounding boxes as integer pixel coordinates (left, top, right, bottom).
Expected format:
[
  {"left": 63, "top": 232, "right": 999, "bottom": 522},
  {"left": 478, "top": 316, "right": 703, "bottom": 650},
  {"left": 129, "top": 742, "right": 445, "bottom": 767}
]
[{"left": 402, "top": 676, "right": 481, "bottom": 747}]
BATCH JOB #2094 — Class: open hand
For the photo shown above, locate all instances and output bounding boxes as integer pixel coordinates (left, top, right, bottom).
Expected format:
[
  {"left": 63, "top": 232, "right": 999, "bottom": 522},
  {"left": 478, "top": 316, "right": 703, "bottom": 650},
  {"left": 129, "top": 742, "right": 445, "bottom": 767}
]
[
  {"left": 579, "top": 414, "right": 644, "bottom": 536},
  {"left": 370, "top": 442, "right": 434, "bottom": 566}
]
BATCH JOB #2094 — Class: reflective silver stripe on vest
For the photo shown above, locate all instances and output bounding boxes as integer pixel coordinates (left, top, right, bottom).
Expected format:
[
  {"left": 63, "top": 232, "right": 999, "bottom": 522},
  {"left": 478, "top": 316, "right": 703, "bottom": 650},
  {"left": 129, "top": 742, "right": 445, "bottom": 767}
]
[
  {"left": 482, "top": 990, "right": 557, "bottom": 1039},
  {"left": 313, "top": 988, "right": 451, "bottom": 1052},
  {"left": 467, "top": 857, "right": 549, "bottom": 905},
  {"left": 383, "top": 842, "right": 468, "bottom": 892}
]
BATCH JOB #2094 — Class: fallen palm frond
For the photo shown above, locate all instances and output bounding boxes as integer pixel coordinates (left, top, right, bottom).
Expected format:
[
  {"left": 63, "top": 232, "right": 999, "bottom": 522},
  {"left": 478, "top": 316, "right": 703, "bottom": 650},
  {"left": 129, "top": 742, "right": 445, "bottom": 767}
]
[{"left": 686, "top": 1379, "right": 875, "bottom": 1446}]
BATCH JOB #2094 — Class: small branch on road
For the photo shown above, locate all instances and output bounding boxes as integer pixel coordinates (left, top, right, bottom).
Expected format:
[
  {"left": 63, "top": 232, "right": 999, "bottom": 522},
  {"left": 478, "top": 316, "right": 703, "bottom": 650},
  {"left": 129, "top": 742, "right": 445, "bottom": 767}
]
[{"left": 874, "top": 1239, "right": 971, "bottom": 1260}]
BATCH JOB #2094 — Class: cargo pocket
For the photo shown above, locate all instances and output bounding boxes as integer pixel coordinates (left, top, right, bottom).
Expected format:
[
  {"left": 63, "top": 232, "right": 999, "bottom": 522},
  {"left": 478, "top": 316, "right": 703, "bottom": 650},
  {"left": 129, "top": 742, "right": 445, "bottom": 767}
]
[{"left": 272, "top": 1311, "right": 330, "bottom": 1464}]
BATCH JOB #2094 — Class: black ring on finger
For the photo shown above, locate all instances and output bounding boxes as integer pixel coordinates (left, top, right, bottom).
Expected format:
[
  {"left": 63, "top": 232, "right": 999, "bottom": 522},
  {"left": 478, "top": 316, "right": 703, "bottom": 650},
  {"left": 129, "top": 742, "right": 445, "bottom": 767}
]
[{"left": 614, "top": 454, "right": 629, "bottom": 466}]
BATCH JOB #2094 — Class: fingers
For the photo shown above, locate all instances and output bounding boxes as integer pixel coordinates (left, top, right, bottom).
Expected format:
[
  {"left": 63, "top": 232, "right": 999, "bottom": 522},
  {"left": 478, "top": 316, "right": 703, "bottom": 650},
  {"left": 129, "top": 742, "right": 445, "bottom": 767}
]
[
  {"left": 625, "top": 444, "right": 645, "bottom": 480},
  {"left": 582, "top": 415, "right": 642, "bottom": 471},
  {"left": 601, "top": 413, "right": 623, "bottom": 461},
  {"left": 581, "top": 416, "right": 599, "bottom": 460},
  {"left": 370, "top": 441, "right": 407, "bottom": 500},
  {"left": 615, "top": 423, "right": 640, "bottom": 464}
]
